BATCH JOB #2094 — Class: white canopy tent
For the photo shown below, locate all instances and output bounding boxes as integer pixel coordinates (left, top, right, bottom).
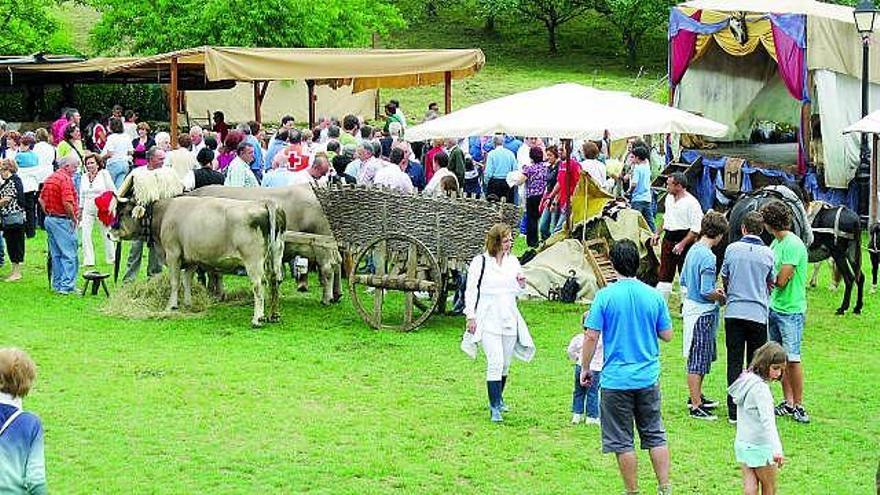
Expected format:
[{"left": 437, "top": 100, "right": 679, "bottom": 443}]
[
  {"left": 405, "top": 83, "right": 728, "bottom": 141},
  {"left": 844, "top": 110, "right": 880, "bottom": 224},
  {"left": 844, "top": 110, "right": 880, "bottom": 134}
]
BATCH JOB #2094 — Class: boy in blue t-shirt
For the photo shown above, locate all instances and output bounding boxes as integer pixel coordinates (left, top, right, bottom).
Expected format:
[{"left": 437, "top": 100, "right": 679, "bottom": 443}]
[{"left": 680, "top": 211, "right": 729, "bottom": 420}]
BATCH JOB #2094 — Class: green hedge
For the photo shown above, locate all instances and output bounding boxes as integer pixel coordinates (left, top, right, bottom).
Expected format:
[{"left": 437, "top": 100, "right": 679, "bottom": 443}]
[{"left": 0, "top": 84, "right": 168, "bottom": 122}]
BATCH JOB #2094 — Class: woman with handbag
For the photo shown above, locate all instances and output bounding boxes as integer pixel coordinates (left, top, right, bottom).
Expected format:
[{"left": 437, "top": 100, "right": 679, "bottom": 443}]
[
  {"left": 464, "top": 223, "right": 535, "bottom": 423},
  {"left": 0, "top": 159, "right": 27, "bottom": 281}
]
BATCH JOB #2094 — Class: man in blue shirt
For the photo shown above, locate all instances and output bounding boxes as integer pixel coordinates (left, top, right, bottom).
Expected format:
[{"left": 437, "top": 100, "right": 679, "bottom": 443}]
[
  {"left": 580, "top": 239, "right": 673, "bottom": 495},
  {"left": 680, "top": 212, "right": 728, "bottom": 421},
  {"left": 627, "top": 142, "right": 655, "bottom": 232},
  {"left": 241, "top": 121, "right": 264, "bottom": 182},
  {"left": 483, "top": 135, "right": 518, "bottom": 202}
]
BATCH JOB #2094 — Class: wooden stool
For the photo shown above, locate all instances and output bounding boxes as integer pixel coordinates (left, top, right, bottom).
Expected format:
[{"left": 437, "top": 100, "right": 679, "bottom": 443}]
[{"left": 81, "top": 271, "right": 110, "bottom": 297}]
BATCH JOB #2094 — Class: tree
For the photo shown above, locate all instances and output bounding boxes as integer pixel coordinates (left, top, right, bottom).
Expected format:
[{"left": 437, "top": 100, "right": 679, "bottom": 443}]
[
  {"left": 89, "top": 0, "right": 406, "bottom": 54},
  {"left": 594, "top": 0, "right": 674, "bottom": 66},
  {"left": 0, "top": 0, "right": 72, "bottom": 55},
  {"left": 512, "top": 0, "right": 593, "bottom": 53}
]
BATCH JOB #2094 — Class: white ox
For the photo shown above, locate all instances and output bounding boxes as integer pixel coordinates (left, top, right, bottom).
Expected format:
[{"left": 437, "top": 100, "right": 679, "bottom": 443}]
[{"left": 111, "top": 195, "right": 286, "bottom": 327}]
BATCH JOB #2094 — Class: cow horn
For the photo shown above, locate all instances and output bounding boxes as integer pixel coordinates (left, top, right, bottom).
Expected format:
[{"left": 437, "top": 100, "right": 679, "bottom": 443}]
[
  {"left": 116, "top": 195, "right": 129, "bottom": 204},
  {"left": 117, "top": 173, "right": 134, "bottom": 199}
]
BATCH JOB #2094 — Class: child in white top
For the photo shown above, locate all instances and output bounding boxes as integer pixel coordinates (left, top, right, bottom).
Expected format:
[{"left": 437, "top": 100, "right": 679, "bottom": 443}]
[
  {"left": 567, "top": 310, "right": 604, "bottom": 424},
  {"left": 728, "top": 342, "right": 787, "bottom": 495}
]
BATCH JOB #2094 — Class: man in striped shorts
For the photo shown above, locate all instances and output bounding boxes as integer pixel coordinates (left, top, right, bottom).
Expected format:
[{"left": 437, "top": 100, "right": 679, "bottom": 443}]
[{"left": 680, "top": 212, "right": 729, "bottom": 420}]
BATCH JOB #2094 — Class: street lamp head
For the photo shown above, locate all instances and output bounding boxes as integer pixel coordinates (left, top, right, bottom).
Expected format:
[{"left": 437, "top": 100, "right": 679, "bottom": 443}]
[{"left": 854, "top": 0, "right": 879, "bottom": 36}]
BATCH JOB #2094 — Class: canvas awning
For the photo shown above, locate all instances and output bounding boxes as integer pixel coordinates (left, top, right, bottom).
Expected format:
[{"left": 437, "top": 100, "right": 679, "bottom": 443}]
[
  {"left": 843, "top": 110, "right": 880, "bottom": 134},
  {"left": 405, "top": 83, "right": 728, "bottom": 141},
  {"left": 102, "top": 46, "right": 485, "bottom": 93}
]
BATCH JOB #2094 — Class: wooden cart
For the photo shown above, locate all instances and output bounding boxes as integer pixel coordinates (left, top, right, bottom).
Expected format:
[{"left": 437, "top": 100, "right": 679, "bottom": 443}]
[{"left": 313, "top": 184, "right": 521, "bottom": 331}]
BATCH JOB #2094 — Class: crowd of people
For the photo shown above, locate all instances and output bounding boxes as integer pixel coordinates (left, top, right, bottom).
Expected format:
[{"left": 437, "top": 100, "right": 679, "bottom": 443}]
[{"left": 0, "top": 97, "right": 813, "bottom": 494}]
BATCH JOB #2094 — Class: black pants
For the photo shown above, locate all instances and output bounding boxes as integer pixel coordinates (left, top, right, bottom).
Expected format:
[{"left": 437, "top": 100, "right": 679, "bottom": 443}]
[
  {"left": 22, "top": 192, "right": 37, "bottom": 238},
  {"left": 35, "top": 184, "right": 46, "bottom": 230},
  {"left": 526, "top": 195, "right": 541, "bottom": 247},
  {"left": 486, "top": 178, "right": 512, "bottom": 203},
  {"left": 725, "top": 318, "right": 768, "bottom": 420},
  {"left": 2, "top": 225, "right": 25, "bottom": 263}
]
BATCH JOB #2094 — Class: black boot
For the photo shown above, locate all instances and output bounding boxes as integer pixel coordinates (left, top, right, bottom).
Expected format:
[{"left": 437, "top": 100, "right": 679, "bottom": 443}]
[
  {"left": 486, "top": 381, "right": 503, "bottom": 422},
  {"left": 500, "top": 375, "right": 509, "bottom": 412}
]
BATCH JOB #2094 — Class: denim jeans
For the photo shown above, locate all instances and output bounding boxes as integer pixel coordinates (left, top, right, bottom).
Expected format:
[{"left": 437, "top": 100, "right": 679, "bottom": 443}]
[
  {"left": 631, "top": 200, "right": 656, "bottom": 232},
  {"left": 123, "top": 239, "right": 164, "bottom": 283},
  {"left": 106, "top": 160, "right": 129, "bottom": 189},
  {"left": 0, "top": 234, "right": 5, "bottom": 266},
  {"left": 45, "top": 216, "right": 79, "bottom": 293},
  {"left": 573, "top": 364, "right": 602, "bottom": 418},
  {"left": 538, "top": 207, "right": 558, "bottom": 241}
]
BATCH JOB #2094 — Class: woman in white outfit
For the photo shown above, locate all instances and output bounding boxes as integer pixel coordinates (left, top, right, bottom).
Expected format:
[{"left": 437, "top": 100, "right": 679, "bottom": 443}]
[
  {"left": 78, "top": 152, "right": 116, "bottom": 267},
  {"left": 464, "top": 223, "right": 534, "bottom": 422}
]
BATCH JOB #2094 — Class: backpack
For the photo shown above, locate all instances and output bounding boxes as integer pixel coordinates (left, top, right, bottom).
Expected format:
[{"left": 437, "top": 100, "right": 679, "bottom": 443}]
[{"left": 559, "top": 270, "right": 580, "bottom": 303}]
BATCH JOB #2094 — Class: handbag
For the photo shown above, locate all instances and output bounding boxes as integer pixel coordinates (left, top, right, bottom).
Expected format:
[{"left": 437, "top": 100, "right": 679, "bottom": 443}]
[{"left": 0, "top": 210, "right": 25, "bottom": 230}]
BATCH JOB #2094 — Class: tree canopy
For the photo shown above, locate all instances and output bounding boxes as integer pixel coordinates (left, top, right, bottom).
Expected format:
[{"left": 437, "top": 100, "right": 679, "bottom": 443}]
[
  {"left": 0, "top": 0, "right": 73, "bottom": 55},
  {"left": 89, "top": 0, "right": 406, "bottom": 55}
]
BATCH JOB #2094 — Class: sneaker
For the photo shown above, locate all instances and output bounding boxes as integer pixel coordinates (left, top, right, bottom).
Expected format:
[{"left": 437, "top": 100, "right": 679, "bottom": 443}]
[
  {"left": 499, "top": 400, "right": 509, "bottom": 413},
  {"left": 792, "top": 405, "right": 811, "bottom": 424},
  {"left": 686, "top": 395, "right": 718, "bottom": 409},
  {"left": 689, "top": 405, "right": 717, "bottom": 421},
  {"left": 490, "top": 407, "right": 503, "bottom": 423},
  {"left": 727, "top": 417, "right": 737, "bottom": 425},
  {"left": 775, "top": 401, "right": 795, "bottom": 417},
  {"left": 584, "top": 416, "right": 601, "bottom": 425},
  {"left": 658, "top": 484, "right": 672, "bottom": 495},
  {"left": 571, "top": 413, "right": 583, "bottom": 424}
]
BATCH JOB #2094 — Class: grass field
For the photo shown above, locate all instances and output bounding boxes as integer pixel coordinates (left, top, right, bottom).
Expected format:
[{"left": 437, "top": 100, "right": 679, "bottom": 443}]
[{"left": 0, "top": 229, "right": 878, "bottom": 494}]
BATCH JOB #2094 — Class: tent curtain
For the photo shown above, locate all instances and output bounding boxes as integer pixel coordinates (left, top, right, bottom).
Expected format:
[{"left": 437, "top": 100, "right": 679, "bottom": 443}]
[
  {"left": 669, "top": 9, "right": 704, "bottom": 86},
  {"left": 692, "top": 12, "right": 776, "bottom": 63}
]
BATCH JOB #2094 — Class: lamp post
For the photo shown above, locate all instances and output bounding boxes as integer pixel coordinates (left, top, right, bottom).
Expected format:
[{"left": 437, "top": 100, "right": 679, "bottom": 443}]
[{"left": 855, "top": 0, "right": 878, "bottom": 222}]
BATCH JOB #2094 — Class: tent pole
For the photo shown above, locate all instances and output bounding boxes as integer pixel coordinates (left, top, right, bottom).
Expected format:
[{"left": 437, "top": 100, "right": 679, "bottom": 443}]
[
  {"left": 444, "top": 71, "right": 452, "bottom": 114},
  {"left": 170, "top": 56, "right": 179, "bottom": 148},
  {"left": 307, "top": 79, "right": 316, "bottom": 129},
  {"left": 253, "top": 81, "right": 261, "bottom": 124}
]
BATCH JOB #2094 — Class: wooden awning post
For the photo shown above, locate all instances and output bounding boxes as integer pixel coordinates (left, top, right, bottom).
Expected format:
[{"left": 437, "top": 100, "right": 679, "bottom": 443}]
[
  {"left": 169, "top": 56, "right": 179, "bottom": 147},
  {"left": 307, "top": 79, "right": 316, "bottom": 128},
  {"left": 444, "top": 71, "right": 452, "bottom": 114},
  {"left": 253, "top": 80, "right": 269, "bottom": 124}
]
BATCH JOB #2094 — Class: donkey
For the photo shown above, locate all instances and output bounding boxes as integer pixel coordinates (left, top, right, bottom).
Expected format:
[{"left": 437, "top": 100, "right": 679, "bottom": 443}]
[{"left": 725, "top": 186, "right": 864, "bottom": 315}]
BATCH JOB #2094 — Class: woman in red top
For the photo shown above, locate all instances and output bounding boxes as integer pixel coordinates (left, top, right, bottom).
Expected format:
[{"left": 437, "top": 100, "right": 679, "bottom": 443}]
[{"left": 423, "top": 139, "right": 445, "bottom": 184}]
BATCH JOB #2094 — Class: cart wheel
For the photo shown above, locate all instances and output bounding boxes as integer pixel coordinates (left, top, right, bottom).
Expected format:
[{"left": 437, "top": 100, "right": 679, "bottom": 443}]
[{"left": 349, "top": 233, "right": 443, "bottom": 331}]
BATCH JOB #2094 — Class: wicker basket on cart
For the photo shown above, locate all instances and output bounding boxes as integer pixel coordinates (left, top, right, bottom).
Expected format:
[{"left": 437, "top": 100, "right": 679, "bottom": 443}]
[{"left": 313, "top": 184, "right": 521, "bottom": 331}]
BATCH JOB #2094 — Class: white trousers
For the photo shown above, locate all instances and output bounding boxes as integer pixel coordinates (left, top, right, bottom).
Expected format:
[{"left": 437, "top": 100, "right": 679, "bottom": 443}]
[
  {"left": 482, "top": 332, "right": 517, "bottom": 381},
  {"left": 80, "top": 209, "right": 115, "bottom": 266}
]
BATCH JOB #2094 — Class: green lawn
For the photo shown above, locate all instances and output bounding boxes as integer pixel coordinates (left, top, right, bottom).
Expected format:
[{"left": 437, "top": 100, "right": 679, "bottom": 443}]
[{"left": 0, "top": 230, "right": 877, "bottom": 494}]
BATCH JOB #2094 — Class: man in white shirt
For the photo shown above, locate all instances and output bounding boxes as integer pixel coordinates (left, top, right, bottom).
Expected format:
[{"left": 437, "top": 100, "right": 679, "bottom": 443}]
[
  {"left": 517, "top": 137, "right": 543, "bottom": 167},
  {"left": 165, "top": 133, "right": 199, "bottom": 185},
  {"left": 650, "top": 172, "right": 704, "bottom": 302},
  {"left": 189, "top": 126, "right": 205, "bottom": 157},
  {"left": 374, "top": 148, "right": 415, "bottom": 194},
  {"left": 289, "top": 154, "right": 331, "bottom": 187},
  {"left": 356, "top": 142, "right": 384, "bottom": 186}
]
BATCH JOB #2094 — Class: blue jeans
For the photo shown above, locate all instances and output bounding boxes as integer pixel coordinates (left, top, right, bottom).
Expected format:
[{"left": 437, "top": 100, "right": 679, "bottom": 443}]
[
  {"left": 45, "top": 216, "right": 79, "bottom": 293},
  {"left": 123, "top": 239, "right": 164, "bottom": 283},
  {"left": 0, "top": 234, "right": 5, "bottom": 266},
  {"left": 538, "top": 207, "right": 558, "bottom": 241},
  {"left": 573, "top": 364, "right": 601, "bottom": 418},
  {"left": 631, "top": 200, "right": 656, "bottom": 232},
  {"left": 106, "top": 160, "right": 130, "bottom": 189}
]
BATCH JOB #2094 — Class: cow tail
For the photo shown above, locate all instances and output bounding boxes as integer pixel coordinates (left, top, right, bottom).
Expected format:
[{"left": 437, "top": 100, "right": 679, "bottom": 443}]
[{"left": 266, "top": 201, "right": 278, "bottom": 277}]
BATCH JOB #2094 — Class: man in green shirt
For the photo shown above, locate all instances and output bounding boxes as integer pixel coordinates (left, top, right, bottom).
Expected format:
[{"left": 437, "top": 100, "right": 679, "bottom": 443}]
[
  {"left": 762, "top": 201, "right": 810, "bottom": 424},
  {"left": 383, "top": 103, "right": 403, "bottom": 136}
]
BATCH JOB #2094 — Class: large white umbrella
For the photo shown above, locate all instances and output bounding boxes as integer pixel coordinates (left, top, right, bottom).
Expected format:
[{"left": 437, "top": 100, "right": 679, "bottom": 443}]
[
  {"left": 843, "top": 109, "right": 880, "bottom": 134},
  {"left": 405, "top": 83, "right": 728, "bottom": 141}
]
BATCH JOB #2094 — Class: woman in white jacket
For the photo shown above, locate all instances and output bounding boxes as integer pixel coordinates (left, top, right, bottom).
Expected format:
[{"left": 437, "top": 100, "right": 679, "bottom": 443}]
[
  {"left": 464, "top": 223, "right": 534, "bottom": 423},
  {"left": 78, "top": 153, "right": 117, "bottom": 267},
  {"left": 728, "top": 342, "right": 787, "bottom": 495}
]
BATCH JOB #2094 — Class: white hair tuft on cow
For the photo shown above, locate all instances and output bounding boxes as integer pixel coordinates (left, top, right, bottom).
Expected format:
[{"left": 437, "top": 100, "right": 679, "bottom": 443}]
[{"left": 131, "top": 168, "right": 185, "bottom": 205}]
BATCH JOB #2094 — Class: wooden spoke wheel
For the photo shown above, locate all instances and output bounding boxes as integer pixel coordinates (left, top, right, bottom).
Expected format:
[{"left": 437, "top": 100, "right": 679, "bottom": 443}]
[{"left": 349, "top": 233, "right": 443, "bottom": 332}]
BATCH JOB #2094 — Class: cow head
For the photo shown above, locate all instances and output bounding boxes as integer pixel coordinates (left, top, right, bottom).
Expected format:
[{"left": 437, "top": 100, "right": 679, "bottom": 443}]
[{"left": 106, "top": 196, "right": 146, "bottom": 242}]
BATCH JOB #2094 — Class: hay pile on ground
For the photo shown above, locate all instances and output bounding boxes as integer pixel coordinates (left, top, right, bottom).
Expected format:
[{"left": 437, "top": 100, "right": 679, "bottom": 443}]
[{"left": 102, "top": 273, "right": 214, "bottom": 320}]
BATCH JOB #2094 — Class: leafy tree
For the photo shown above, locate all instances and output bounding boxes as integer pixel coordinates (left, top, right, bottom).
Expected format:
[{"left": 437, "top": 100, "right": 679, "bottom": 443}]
[
  {"left": 0, "top": 0, "right": 73, "bottom": 55},
  {"left": 89, "top": 0, "right": 406, "bottom": 54},
  {"left": 594, "top": 0, "right": 673, "bottom": 66},
  {"left": 512, "top": 0, "right": 593, "bottom": 53}
]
